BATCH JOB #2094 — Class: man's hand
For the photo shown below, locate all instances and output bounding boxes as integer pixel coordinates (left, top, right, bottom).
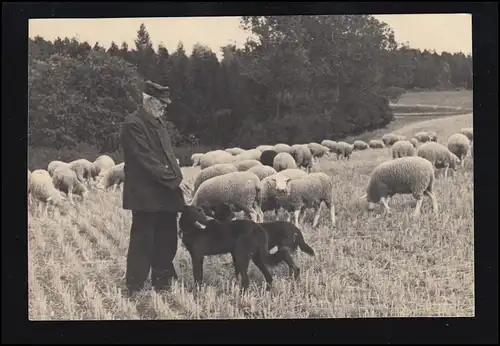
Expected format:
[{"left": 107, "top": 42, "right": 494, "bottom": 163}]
[{"left": 179, "top": 179, "right": 193, "bottom": 200}]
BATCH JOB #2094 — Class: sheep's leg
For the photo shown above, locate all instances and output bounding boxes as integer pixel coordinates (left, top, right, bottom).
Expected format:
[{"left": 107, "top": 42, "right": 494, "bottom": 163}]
[
  {"left": 312, "top": 203, "right": 323, "bottom": 228},
  {"left": 68, "top": 191, "right": 75, "bottom": 204},
  {"left": 380, "top": 197, "right": 391, "bottom": 212},
  {"left": 424, "top": 190, "right": 439, "bottom": 215},
  {"left": 326, "top": 200, "right": 336, "bottom": 226},
  {"left": 413, "top": 198, "right": 423, "bottom": 218},
  {"left": 444, "top": 166, "right": 449, "bottom": 179},
  {"left": 293, "top": 209, "right": 301, "bottom": 228},
  {"left": 113, "top": 184, "right": 117, "bottom": 192}
]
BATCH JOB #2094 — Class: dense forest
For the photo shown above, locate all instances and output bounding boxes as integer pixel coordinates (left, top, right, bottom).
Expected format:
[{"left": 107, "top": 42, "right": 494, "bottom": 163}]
[{"left": 28, "top": 15, "right": 473, "bottom": 154}]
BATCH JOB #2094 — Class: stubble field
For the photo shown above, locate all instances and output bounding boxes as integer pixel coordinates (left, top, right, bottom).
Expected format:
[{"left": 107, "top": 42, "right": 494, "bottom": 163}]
[{"left": 28, "top": 110, "right": 474, "bottom": 320}]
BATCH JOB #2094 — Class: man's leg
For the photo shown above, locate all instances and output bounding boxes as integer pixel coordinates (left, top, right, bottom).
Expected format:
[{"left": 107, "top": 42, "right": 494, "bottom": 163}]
[
  {"left": 125, "top": 211, "right": 156, "bottom": 294},
  {"left": 151, "top": 211, "right": 179, "bottom": 291}
]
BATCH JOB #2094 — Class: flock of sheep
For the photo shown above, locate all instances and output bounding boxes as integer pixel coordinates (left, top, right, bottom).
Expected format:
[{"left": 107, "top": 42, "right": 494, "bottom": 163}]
[{"left": 28, "top": 127, "right": 473, "bottom": 226}]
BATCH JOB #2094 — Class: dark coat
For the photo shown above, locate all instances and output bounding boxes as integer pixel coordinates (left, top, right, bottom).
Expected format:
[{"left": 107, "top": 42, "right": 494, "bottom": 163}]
[{"left": 120, "top": 107, "right": 185, "bottom": 212}]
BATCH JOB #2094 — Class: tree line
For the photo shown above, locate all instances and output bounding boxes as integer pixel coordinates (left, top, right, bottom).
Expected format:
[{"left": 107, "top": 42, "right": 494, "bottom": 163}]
[{"left": 28, "top": 15, "right": 472, "bottom": 152}]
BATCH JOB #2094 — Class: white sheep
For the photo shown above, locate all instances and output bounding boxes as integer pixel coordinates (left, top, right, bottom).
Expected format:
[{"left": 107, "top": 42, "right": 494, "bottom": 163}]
[
  {"left": 273, "top": 172, "right": 336, "bottom": 228},
  {"left": 96, "top": 162, "right": 125, "bottom": 191},
  {"left": 93, "top": 155, "right": 116, "bottom": 177},
  {"left": 68, "top": 159, "right": 96, "bottom": 188},
  {"left": 199, "top": 150, "right": 234, "bottom": 169},
  {"left": 460, "top": 127, "right": 473, "bottom": 142},
  {"left": 353, "top": 140, "right": 369, "bottom": 151},
  {"left": 190, "top": 171, "right": 264, "bottom": 223},
  {"left": 191, "top": 153, "right": 204, "bottom": 167},
  {"left": 246, "top": 165, "right": 277, "bottom": 180},
  {"left": 193, "top": 163, "right": 238, "bottom": 192},
  {"left": 225, "top": 147, "right": 246, "bottom": 156},
  {"left": 428, "top": 131, "right": 438, "bottom": 142},
  {"left": 447, "top": 133, "right": 471, "bottom": 167},
  {"left": 360, "top": 156, "right": 438, "bottom": 218},
  {"left": 29, "top": 169, "right": 67, "bottom": 215},
  {"left": 52, "top": 165, "right": 88, "bottom": 204},
  {"left": 391, "top": 140, "right": 417, "bottom": 159},
  {"left": 47, "top": 160, "right": 69, "bottom": 176},
  {"left": 335, "top": 142, "right": 354, "bottom": 160},
  {"left": 233, "top": 149, "right": 262, "bottom": 162},
  {"left": 256, "top": 145, "right": 275, "bottom": 152},
  {"left": 272, "top": 143, "right": 293, "bottom": 154},
  {"left": 307, "top": 142, "right": 330, "bottom": 163},
  {"left": 413, "top": 132, "right": 431, "bottom": 143},
  {"left": 290, "top": 144, "right": 313, "bottom": 172},
  {"left": 273, "top": 152, "right": 297, "bottom": 172},
  {"left": 233, "top": 159, "right": 262, "bottom": 172},
  {"left": 369, "top": 140, "right": 385, "bottom": 149},
  {"left": 382, "top": 133, "right": 403, "bottom": 147},
  {"left": 417, "top": 142, "right": 460, "bottom": 178},
  {"left": 321, "top": 140, "right": 338, "bottom": 153},
  {"left": 410, "top": 138, "right": 419, "bottom": 148}
]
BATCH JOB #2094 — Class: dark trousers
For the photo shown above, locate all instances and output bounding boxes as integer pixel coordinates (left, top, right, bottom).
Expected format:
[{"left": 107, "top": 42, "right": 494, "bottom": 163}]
[{"left": 125, "top": 210, "right": 179, "bottom": 292}]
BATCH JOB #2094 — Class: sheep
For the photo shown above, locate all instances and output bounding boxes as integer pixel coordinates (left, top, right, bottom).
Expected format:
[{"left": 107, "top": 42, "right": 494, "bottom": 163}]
[
  {"left": 199, "top": 150, "right": 234, "bottom": 169},
  {"left": 428, "top": 131, "right": 438, "bottom": 142},
  {"left": 369, "top": 140, "right": 385, "bottom": 149},
  {"left": 391, "top": 140, "right": 417, "bottom": 159},
  {"left": 193, "top": 163, "right": 238, "bottom": 193},
  {"left": 232, "top": 159, "right": 262, "bottom": 172},
  {"left": 307, "top": 143, "right": 330, "bottom": 163},
  {"left": 382, "top": 133, "right": 402, "bottom": 147},
  {"left": 256, "top": 145, "right": 274, "bottom": 152},
  {"left": 335, "top": 142, "right": 354, "bottom": 160},
  {"left": 273, "top": 152, "right": 297, "bottom": 172},
  {"left": 225, "top": 147, "right": 246, "bottom": 156},
  {"left": 272, "top": 143, "right": 292, "bottom": 154},
  {"left": 191, "top": 153, "right": 204, "bottom": 167},
  {"left": 410, "top": 138, "right": 419, "bottom": 148},
  {"left": 321, "top": 140, "right": 338, "bottom": 153},
  {"left": 68, "top": 159, "right": 96, "bottom": 188},
  {"left": 417, "top": 142, "right": 460, "bottom": 178},
  {"left": 290, "top": 144, "right": 313, "bottom": 172},
  {"left": 52, "top": 165, "right": 88, "bottom": 204},
  {"left": 353, "top": 140, "right": 369, "bottom": 151},
  {"left": 413, "top": 132, "right": 431, "bottom": 143},
  {"left": 447, "top": 133, "right": 471, "bottom": 168},
  {"left": 273, "top": 172, "right": 336, "bottom": 228},
  {"left": 96, "top": 162, "right": 125, "bottom": 191},
  {"left": 93, "top": 155, "right": 115, "bottom": 177},
  {"left": 360, "top": 156, "right": 438, "bottom": 218},
  {"left": 460, "top": 127, "right": 473, "bottom": 142},
  {"left": 260, "top": 150, "right": 279, "bottom": 168},
  {"left": 233, "top": 149, "right": 262, "bottom": 162},
  {"left": 47, "top": 160, "right": 69, "bottom": 176},
  {"left": 247, "top": 165, "right": 277, "bottom": 181},
  {"left": 190, "top": 171, "right": 264, "bottom": 223},
  {"left": 29, "top": 169, "right": 67, "bottom": 215}
]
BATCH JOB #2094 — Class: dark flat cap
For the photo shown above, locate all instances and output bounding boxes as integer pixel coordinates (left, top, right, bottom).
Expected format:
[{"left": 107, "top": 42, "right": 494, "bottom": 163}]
[{"left": 144, "top": 80, "right": 171, "bottom": 104}]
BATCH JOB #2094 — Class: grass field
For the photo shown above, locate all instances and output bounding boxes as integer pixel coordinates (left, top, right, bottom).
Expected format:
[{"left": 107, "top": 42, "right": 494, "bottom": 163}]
[
  {"left": 394, "top": 89, "right": 473, "bottom": 110},
  {"left": 28, "top": 111, "right": 474, "bottom": 320}
]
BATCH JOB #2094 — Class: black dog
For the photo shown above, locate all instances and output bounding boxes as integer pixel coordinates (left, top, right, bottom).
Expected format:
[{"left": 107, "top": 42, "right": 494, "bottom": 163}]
[
  {"left": 204, "top": 203, "right": 316, "bottom": 279},
  {"left": 178, "top": 205, "right": 273, "bottom": 291}
]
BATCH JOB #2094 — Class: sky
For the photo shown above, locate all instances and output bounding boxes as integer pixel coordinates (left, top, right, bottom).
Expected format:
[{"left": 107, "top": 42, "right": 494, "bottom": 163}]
[{"left": 29, "top": 14, "right": 472, "bottom": 60}]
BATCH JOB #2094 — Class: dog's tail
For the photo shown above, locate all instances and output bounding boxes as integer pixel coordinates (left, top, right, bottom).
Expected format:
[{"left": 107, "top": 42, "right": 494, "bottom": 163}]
[{"left": 295, "top": 232, "right": 315, "bottom": 256}]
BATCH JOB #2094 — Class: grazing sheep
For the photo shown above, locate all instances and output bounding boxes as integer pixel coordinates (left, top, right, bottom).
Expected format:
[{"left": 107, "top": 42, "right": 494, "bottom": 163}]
[
  {"left": 256, "top": 145, "right": 275, "bottom": 152},
  {"left": 29, "top": 169, "right": 67, "bottom": 214},
  {"left": 247, "top": 165, "right": 277, "bottom": 180},
  {"left": 382, "top": 133, "right": 402, "bottom": 147},
  {"left": 274, "top": 172, "right": 336, "bottom": 228},
  {"left": 277, "top": 169, "right": 309, "bottom": 180},
  {"left": 68, "top": 159, "right": 96, "bottom": 188},
  {"left": 335, "top": 142, "right": 354, "bottom": 160},
  {"left": 447, "top": 133, "right": 471, "bottom": 167},
  {"left": 193, "top": 163, "right": 238, "bottom": 192},
  {"left": 190, "top": 171, "right": 264, "bottom": 223},
  {"left": 232, "top": 159, "right": 262, "bottom": 172},
  {"left": 273, "top": 143, "right": 293, "bottom": 154},
  {"left": 369, "top": 140, "right": 385, "bottom": 149},
  {"left": 391, "top": 140, "right": 417, "bottom": 159},
  {"left": 410, "top": 138, "right": 419, "bottom": 148},
  {"left": 191, "top": 153, "right": 204, "bottom": 167},
  {"left": 307, "top": 143, "right": 330, "bottom": 163},
  {"left": 233, "top": 149, "right": 262, "bottom": 162},
  {"left": 93, "top": 155, "right": 115, "bottom": 177},
  {"left": 225, "top": 147, "right": 246, "bottom": 156},
  {"left": 290, "top": 144, "right": 313, "bottom": 172},
  {"left": 353, "top": 140, "right": 369, "bottom": 151},
  {"left": 199, "top": 150, "right": 234, "bottom": 169},
  {"left": 428, "top": 131, "right": 438, "bottom": 142},
  {"left": 321, "top": 140, "right": 338, "bottom": 153},
  {"left": 47, "top": 160, "right": 69, "bottom": 176},
  {"left": 417, "top": 142, "right": 460, "bottom": 178},
  {"left": 460, "top": 127, "right": 473, "bottom": 142},
  {"left": 96, "top": 162, "right": 125, "bottom": 191},
  {"left": 52, "top": 165, "right": 88, "bottom": 204},
  {"left": 273, "top": 152, "right": 298, "bottom": 172},
  {"left": 413, "top": 132, "right": 431, "bottom": 143},
  {"left": 260, "top": 150, "right": 279, "bottom": 168},
  {"left": 361, "top": 156, "right": 438, "bottom": 218}
]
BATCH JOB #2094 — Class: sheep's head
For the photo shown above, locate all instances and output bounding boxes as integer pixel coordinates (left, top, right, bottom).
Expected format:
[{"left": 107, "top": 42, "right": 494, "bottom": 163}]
[
  {"left": 449, "top": 153, "right": 461, "bottom": 170},
  {"left": 273, "top": 175, "right": 292, "bottom": 196}
]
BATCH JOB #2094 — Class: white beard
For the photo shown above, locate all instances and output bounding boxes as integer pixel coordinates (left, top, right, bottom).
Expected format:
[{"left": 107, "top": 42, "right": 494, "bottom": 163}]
[{"left": 143, "top": 93, "right": 165, "bottom": 118}]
